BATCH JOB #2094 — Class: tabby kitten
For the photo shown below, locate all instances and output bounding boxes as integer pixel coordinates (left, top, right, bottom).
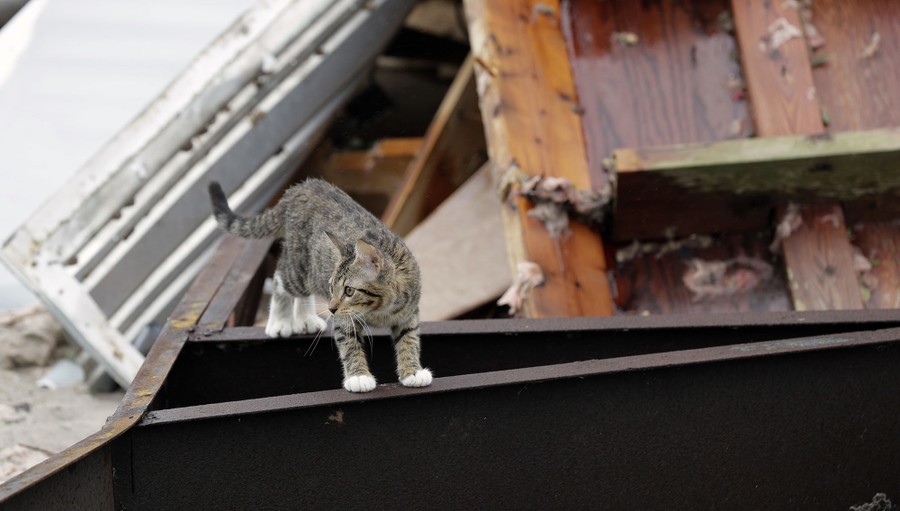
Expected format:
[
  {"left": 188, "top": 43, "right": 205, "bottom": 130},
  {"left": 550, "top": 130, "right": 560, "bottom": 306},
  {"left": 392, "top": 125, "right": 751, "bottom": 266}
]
[{"left": 208, "top": 179, "right": 432, "bottom": 393}]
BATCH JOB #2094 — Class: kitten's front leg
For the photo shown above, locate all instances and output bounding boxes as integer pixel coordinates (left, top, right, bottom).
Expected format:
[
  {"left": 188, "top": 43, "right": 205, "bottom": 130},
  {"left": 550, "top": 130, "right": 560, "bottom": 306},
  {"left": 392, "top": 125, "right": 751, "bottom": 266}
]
[
  {"left": 333, "top": 318, "right": 377, "bottom": 392},
  {"left": 391, "top": 318, "right": 432, "bottom": 387}
]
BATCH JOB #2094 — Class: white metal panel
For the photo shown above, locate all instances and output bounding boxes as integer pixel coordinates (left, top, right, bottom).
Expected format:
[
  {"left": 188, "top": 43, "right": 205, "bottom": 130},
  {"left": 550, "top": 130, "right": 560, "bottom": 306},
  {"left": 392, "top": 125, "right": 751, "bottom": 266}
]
[{"left": 0, "top": 0, "right": 416, "bottom": 387}]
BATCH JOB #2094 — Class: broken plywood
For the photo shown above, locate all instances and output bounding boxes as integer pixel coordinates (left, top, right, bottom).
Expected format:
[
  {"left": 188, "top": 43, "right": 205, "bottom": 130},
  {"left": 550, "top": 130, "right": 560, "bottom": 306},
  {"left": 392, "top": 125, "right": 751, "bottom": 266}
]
[{"left": 405, "top": 165, "right": 509, "bottom": 320}]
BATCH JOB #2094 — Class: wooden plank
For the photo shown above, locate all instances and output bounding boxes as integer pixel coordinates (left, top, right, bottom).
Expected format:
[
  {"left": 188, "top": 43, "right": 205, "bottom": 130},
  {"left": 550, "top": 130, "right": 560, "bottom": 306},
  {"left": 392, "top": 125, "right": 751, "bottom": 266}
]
[
  {"left": 731, "top": 0, "right": 824, "bottom": 136},
  {"left": 381, "top": 55, "right": 487, "bottom": 236},
  {"left": 564, "top": 0, "right": 751, "bottom": 186},
  {"left": 780, "top": 204, "right": 864, "bottom": 311},
  {"left": 464, "top": 0, "right": 614, "bottom": 317},
  {"left": 799, "top": 0, "right": 900, "bottom": 311},
  {"left": 612, "top": 234, "right": 790, "bottom": 315},
  {"left": 808, "top": 0, "right": 900, "bottom": 132},
  {"left": 731, "top": 0, "right": 848, "bottom": 314},
  {"left": 852, "top": 223, "right": 900, "bottom": 310},
  {"left": 611, "top": 128, "right": 900, "bottom": 239},
  {"left": 405, "top": 165, "right": 510, "bottom": 320}
]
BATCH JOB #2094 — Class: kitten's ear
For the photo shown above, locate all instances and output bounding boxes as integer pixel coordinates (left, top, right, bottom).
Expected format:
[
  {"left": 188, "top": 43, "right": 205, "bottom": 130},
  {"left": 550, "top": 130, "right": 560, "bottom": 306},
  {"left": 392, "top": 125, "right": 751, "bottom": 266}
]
[
  {"left": 354, "top": 239, "right": 383, "bottom": 274},
  {"left": 324, "top": 230, "right": 348, "bottom": 258}
]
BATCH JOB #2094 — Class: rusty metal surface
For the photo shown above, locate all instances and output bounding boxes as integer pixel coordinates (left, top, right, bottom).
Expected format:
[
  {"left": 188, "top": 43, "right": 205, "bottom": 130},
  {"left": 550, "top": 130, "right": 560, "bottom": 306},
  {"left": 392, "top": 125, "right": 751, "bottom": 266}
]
[
  {"left": 127, "top": 328, "right": 900, "bottom": 510},
  {"left": 0, "top": 236, "right": 267, "bottom": 509}
]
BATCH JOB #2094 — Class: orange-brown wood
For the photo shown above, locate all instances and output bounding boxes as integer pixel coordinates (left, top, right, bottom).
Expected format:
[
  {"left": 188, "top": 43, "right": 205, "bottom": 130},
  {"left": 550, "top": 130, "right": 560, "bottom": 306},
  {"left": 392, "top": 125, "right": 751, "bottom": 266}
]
[
  {"left": 852, "top": 223, "right": 900, "bottom": 310},
  {"left": 381, "top": 56, "right": 487, "bottom": 236},
  {"left": 731, "top": 0, "right": 825, "bottom": 136},
  {"left": 808, "top": 0, "right": 900, "bottom": 132},
  {"left": 465, "top": 0, "right": 614, "bottom": 317},
  {"left": 564, "top": 0, "right": 751, "bottom": 186},
  {"left": 780, "top": 204, "right": 864, "bottom": 311}
]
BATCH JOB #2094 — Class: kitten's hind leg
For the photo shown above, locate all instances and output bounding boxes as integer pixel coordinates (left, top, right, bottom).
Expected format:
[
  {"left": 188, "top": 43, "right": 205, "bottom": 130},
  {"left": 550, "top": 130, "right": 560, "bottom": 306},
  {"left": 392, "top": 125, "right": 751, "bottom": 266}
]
[
  {"left": 391, "top": 320, "right": 432, "bottom": 387},
  {"left": 292, "top": 295, "right": 327, "bottom": 334},
  {"left": 265, "top": 272, "right": 294, "bottom": 338}
]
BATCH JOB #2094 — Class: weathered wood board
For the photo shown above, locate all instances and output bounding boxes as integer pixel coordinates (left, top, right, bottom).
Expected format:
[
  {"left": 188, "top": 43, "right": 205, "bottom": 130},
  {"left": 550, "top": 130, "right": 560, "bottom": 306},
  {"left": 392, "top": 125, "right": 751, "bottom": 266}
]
[
  {"left": 809, "top": 0, "right": 900, "bottom": 132},
  {"left": 564, "top": 0, "right": 751, "bottom": 187},
  {"left": 612, "top": 129, "right": 900, "bottom": 240},
  {"left": 464, "top": 0, "right": 614, "bottom": 318},
  {"left": 852, "top": 223, "right": 900, "bottom": 310},
  {"left": 731, "top": 0, "right": 824, "bottom": 137},
  {"left": 405, "top": 165, "right": 510, "bottom": 320},
  {"left": 780, "top": 204, "right": 864, "bottom": 311}
]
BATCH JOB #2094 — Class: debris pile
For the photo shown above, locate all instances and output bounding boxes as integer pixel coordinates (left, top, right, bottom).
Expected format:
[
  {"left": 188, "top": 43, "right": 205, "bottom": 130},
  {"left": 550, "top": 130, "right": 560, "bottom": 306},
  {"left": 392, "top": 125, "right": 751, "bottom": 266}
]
[
  {"left": 518, "top": 174, "right": 609, "bottom": 238},
  {"left": 769, "top": 203, "right": 803, "bottom": 253},
  {"left": 682, "top": 256, "right": 774, "bottom": 302},
  {"left": 497, "top": 262, "right": 545, "bottom": 315}
]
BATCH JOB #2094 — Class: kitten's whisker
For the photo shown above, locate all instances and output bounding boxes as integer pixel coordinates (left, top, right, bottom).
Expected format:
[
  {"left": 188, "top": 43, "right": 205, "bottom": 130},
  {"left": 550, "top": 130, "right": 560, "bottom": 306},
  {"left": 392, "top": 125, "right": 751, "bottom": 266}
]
[
  {"left": 304, "top": 327, "right": 325, "bottom": 357},
  {"left": 351, "top": 312, "right": 375, "bottom": 358}
]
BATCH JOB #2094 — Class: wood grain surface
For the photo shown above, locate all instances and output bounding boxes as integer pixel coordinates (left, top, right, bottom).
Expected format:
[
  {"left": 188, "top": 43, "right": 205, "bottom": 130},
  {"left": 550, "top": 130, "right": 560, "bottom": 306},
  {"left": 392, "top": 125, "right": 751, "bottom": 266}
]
[{"left": 465, "top": 0, "right": 614, "bottom": 317}]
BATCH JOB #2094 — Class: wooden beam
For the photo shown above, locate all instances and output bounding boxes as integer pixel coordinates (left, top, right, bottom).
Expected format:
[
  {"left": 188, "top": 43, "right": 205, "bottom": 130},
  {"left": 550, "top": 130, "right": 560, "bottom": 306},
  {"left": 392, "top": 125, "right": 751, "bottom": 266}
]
[
  {"left": 731, "top": 0, "right": 825, "bottom": 136},
  {"left": 381, "top": 55, "right": 487, "bottom": 236},
  {"left": 405, "top": 165, "right": 509, "bottom": 320},
  {"left": 611, "top": 128, "right": 900, "bottom": 240},
  {"left": 464, "top": 0, "right": 614, "bottom": 317},
  {"left": 780, "top": 204, "right": 864, "bottom": 311}
]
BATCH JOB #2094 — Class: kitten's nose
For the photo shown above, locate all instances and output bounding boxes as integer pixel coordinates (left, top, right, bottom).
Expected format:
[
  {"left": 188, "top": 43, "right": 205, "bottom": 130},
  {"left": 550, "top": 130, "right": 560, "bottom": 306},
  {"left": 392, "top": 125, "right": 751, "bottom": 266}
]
[{"left": 328, "top": 306, "right": 338, "bottom": 315}]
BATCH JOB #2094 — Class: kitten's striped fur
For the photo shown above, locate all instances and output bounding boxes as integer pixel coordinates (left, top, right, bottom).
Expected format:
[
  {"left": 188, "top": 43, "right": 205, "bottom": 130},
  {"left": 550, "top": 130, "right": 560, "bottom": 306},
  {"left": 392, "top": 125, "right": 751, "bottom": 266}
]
[{"left": 209, "top": 179, "right": 431, "bottom": 392}]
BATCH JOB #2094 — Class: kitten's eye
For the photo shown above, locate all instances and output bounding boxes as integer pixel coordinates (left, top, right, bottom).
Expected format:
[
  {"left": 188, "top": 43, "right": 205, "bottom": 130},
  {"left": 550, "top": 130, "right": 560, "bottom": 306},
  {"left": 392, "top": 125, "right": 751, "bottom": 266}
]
[{"left": 344, "top": 286, "right": 355, "bottom": 297}]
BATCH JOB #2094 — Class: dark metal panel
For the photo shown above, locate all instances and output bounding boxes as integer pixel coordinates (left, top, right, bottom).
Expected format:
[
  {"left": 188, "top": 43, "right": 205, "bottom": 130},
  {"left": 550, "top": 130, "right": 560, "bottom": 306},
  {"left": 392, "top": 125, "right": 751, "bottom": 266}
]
[
  {"left": 157, "top": 310, "right": 900, "bottom": 409},
  {"left": 129, "top": 336, "right": 900, "bottom": 510},
  {"left": 0, "top": 447, "right": 113, "bottom": 511},
  {"left": 0, "top": 236, "right": 252, "bottom": 507}
]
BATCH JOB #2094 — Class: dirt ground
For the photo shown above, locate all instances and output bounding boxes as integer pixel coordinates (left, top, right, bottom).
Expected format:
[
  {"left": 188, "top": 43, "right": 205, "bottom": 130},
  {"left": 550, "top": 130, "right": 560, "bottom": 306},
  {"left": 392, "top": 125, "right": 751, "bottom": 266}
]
[{"left": 0, "top": 307, "right": 123, "bottom": 484}]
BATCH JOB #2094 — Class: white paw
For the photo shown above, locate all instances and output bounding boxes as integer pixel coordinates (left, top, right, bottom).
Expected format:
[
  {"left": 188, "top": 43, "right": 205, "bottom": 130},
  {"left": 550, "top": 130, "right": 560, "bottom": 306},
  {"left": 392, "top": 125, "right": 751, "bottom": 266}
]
[
  {"left": 343, "top": 375, "right": 377, "bottom": 393},
  {"left": 265, "top": 316, "right": 294, "bottom": 338},
  {"left": 294, "top": 315, "right": 327, "bottom": 335},
  {"left": 400, "top": 369, "right": 432, "bottom": 388}
]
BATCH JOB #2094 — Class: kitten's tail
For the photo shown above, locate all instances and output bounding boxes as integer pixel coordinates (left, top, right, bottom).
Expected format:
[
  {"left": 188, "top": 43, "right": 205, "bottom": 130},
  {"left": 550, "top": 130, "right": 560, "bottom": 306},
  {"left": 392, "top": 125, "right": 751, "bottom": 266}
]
[{"left": 208, "top": 181, "right": 284, "bottom": 239}]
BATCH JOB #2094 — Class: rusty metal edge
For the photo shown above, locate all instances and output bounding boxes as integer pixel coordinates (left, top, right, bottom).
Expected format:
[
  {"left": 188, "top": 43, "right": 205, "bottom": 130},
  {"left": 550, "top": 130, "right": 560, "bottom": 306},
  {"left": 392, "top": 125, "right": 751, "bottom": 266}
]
[
  {"left": 141, "top": 325, "right": 900, "bottom": 426},
  {"left": 196, "top": 238, "right": 273, "bottom": 333},
  {"left": 186, "top": 308, "right": 900, "bottom": 343},
  {"left": 0, "top": 236, "right": 252, "bottom": 502}
]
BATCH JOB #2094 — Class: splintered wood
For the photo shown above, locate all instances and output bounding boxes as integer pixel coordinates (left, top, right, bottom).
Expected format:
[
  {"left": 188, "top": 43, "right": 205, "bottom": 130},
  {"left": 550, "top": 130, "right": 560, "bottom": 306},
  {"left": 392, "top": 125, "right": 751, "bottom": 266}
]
[{"left": 464, "top": 0, "right": 613, "bottom": 317}]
